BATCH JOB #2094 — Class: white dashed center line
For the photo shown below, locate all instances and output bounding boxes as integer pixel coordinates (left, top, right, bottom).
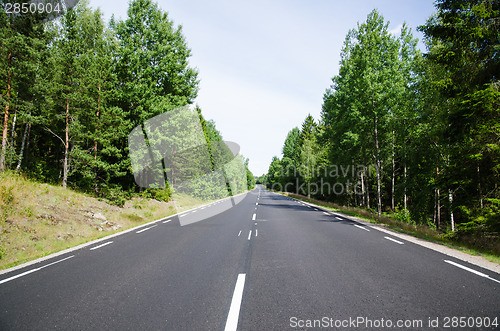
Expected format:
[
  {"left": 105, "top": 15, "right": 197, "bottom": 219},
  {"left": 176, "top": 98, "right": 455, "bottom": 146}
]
[{"left": 224, "top": 274, "right": 246, "bottom": 331}]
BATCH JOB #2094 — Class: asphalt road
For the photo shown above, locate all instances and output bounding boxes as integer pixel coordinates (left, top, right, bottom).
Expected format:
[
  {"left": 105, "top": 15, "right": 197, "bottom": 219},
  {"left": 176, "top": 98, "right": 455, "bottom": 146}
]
[{"left": 0, "top": 186, "right": 499, "bottom": 330}]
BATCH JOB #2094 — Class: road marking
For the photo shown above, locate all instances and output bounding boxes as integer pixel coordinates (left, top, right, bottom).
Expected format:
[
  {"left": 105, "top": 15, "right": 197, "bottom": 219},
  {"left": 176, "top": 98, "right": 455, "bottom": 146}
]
[
  {"left": 225, "top": 273, "right": 246, "bottom": 331},
  {"left": 252, "top": 213, "right": 256, "bottom": 221},
  {"left": 192, "top": 210, "right": 197, "bottom": 213},
  {"left": 323, "top": 212, "right": 329, "bottom": 215},
  {"left": 314, "top": 208, "right": 319, "bottom": 211},
  {"left": 248, "top": 230, "right": 252, "bottom": 240},
  {"left": 444, "top": 260, "right": 500, "bottom": 284},
  {"left": 0, "top": 255, "right": 74, "bottom": 285},
  {"left": 256, "top": 202, "right": 258, "bottom": 205},
  {"left": 90, "top": 241, "right": 113, "bottom": 250},
  {"left": 201, "top": 207, "right": 206, "bottom": 210},
  {"left": 238, "top": 230, "right": 242, "bottom": 237},
  {"left": 136, "top": 224, "right": 157, "bottom": 233},
  {"left": 179, "top": 214, "right": 186, "bottom": 218},
  {"left": 354, "top": 224, "right": 370, "bottom": 231},
  {"left": 384, "top": 236, "right": 404, "bottom": 245},
  {"left": 256, "top": 229, "right": 258, "bottom": 237},
  {"left": 163, "top": 219, "right": 172, "bottom": 224},
  {"left": 335, "top": 217, "right": 343, "bottom": 220}
]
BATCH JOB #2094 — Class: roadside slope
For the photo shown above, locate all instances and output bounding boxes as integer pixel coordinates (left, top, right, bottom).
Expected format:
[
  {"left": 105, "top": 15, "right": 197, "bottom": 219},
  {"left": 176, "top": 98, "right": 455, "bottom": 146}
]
[{"left": 0, "top": 173, "right": 182, "bottom": 270}]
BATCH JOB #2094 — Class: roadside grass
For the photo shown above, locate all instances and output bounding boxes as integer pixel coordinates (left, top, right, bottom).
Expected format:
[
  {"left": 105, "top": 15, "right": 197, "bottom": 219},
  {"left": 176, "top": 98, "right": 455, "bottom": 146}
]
[
  {"left": 0, "top": 172, "right": 212, "bottom": 271},
  {"left": 279, "top": 191, "right": 500, "bottom": 265}
]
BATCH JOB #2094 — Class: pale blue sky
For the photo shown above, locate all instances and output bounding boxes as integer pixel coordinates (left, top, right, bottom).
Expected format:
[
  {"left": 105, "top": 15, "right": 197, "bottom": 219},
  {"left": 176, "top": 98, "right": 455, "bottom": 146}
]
[{"left": 88, "top": 0, "right": 436, "bottom": 176}]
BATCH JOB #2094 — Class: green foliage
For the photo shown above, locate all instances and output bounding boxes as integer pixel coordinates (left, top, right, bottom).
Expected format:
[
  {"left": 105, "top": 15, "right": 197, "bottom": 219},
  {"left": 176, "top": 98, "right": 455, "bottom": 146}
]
[
  {"left": 0, "top": 185, "right": 14, "bottom": 205},
  {"left": 454, "top": 199, "right": 500, "bottom": 236},
  {"left": 392, "top": 208, "right": 414, "bottom": 225},
  {"left": 267, "top": 2, "right": 499, "bottom": 245},
  {"left": 139, "top": 186, "right": 172, "bottom": 202},
  {"left": 0, "top": 0, "right": 252, "bottom": 208}
]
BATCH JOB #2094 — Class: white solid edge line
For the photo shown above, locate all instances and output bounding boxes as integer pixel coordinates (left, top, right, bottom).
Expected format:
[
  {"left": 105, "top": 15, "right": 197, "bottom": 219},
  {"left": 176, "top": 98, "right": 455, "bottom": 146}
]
[
  {"left": 444, "top": 260, "right": 500, "bottom": 284},
  {"left": 384, "top": 236, "right": 404, "bottom": 245},
  {"left": 0, "top": 268, "right": 38, "bottom": 285},
  {"left": 1, "top": 189, "right": 257, "bottom": 276},
  {"left": 248, "top": 230, "right": 252, "bottom": 240},
  {"left": 354, "top": 224, "right": 370, "bottom": 232},
  {"left": 224, "top": 273, "right": 246, "bottom": 331},
  {"left": 252, "top": 213, "right": 256, "bottom": 221},
  {"left": 444, "top": 260, "right": 489, "bottom": 277},
  {"left": 89, "top": 241, "right": 113, "bottom": 250},
  {"left": 136, "top": 224, "right": 157, "bottom": 234},
  {"left": 0, "top": 255, "right": 74, "bottom": 285}
]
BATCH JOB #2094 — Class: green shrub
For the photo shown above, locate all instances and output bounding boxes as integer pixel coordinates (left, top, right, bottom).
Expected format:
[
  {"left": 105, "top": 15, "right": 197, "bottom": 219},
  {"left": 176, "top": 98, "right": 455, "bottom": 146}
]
[{"left": 392, "top": 208, "right": 414, "bottom": 224}]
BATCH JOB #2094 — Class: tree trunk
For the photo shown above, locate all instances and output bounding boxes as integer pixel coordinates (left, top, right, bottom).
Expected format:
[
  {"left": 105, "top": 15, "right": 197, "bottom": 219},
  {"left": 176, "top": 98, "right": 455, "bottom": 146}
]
[
  {"left": 391, "top": 130, "right": 395, "bottom": 211},
  {"left": 10, "top": 108, "right": 17, "bottom": 149},
  {"left": 435, "top": 167, "right": 441, "bottom": 230},
  {"left": 433, "top": 187, "right": 437, "bottom": 226},
  {"left": 94, "top": 83, "right": 101, "bottom": 195},
  {"left": 360, "top": 170, "right": 366, "bottom": 207},
  {"left": 94, "top": 84, "right": 100, "bottom": 160},
  {"left": 62, "top": 98, "right": 70, "bottom": 189},
  {"left": 16, "top": 122, "right": 30, "bottom": 171},
  {"left": 403, "top": 164, "right": 407, "bottom": 210},
  {"left": 0, "top": 52, "right": 12, "bottom": 171},
  {"left": 365, "top": 170, "right": 370, "bottom": 209},
  {"left": 374, "top": 115, "right": 382, "bottom": 216},
  {"left": 477, "top": 164, "right": 483, "bottom": 209},
  {"left": 437, "top": 188, "right": 441, "bottom": 230},
  {"left": 448, "top": 189, "right": 455, "bottom": 232}
]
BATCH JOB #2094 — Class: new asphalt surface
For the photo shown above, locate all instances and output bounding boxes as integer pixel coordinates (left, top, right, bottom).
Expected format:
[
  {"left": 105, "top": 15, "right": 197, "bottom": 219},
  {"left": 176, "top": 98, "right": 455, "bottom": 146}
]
[{"left": 1, "top": 186, "right": 499, "bottom": 330}]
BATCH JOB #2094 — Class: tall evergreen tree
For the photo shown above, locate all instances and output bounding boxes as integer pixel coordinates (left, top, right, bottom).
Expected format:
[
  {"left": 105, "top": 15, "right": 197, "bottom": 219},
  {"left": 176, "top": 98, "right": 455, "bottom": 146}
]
[
  {"left": 0, "top": 2, "right": 47, "bottom": 171},
  {"left": 419, "top": 0, "right": 500, "bottom": 232},
  {"left": 112, "top": 0, "right": 199, "bottom": 129}
]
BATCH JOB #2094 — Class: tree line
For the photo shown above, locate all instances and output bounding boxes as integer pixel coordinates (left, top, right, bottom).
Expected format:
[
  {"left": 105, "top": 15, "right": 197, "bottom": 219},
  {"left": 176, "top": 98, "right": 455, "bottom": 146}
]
[
  {"left": 265, "top": 0, "right": 499, "bottom": 239},
  {"left": 0, "top": 0, "right": 254, "bottom": 204}
]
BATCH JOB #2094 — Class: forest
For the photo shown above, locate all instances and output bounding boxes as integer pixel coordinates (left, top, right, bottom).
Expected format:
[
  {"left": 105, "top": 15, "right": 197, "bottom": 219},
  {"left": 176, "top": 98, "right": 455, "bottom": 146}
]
[
  {"left": 0, "top": 0, "right": 255, "bottom": 205},
  {"left": 264, "top": 0, "right": 499, "bottom": 243}
]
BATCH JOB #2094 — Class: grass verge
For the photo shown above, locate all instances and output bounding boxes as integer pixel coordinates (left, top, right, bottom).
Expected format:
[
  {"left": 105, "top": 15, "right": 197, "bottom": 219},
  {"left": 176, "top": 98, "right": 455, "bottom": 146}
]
[{"left": 0, "top": 172, "right": 212, "bottom": 270}]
